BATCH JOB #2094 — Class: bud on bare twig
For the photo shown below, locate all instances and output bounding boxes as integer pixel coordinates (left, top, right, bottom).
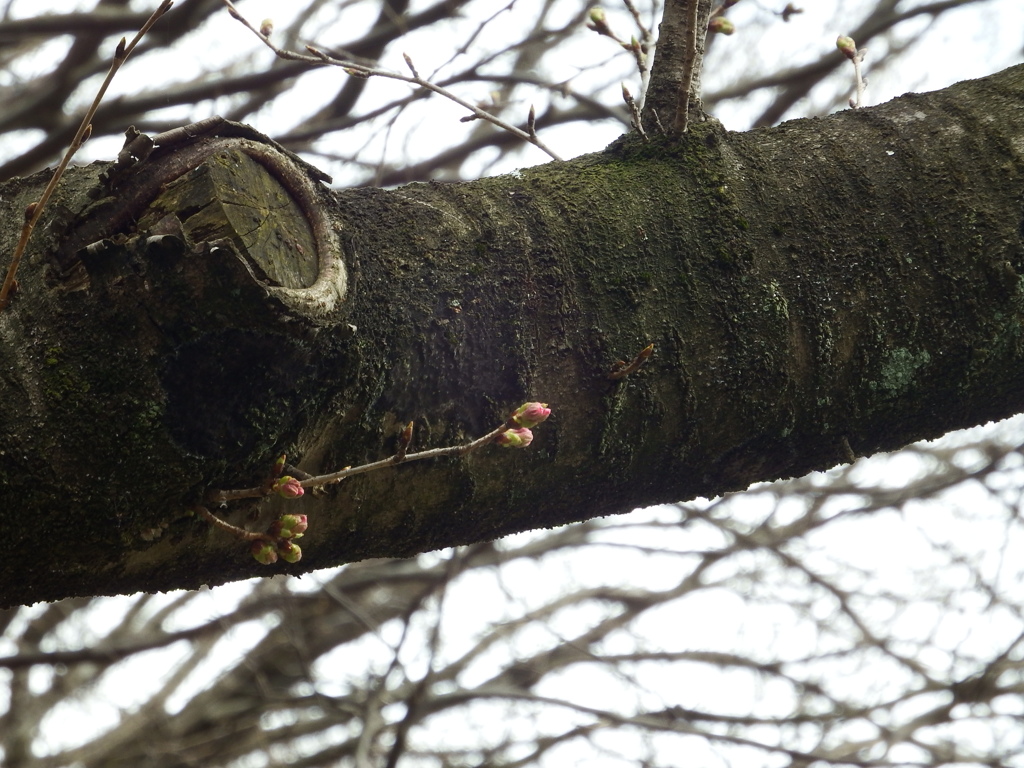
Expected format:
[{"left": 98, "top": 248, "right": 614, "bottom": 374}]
[
  {"left": 836, "top": 35, "right": 858, "bottom": 60},
  {"left": 403, "top": 52, "right": 419, "bottom": 78},
  {"left": 587, "top": 7, "right": 621, "bottom": 42},
  {"left": 497, "top": 428, "right": 534, "bottom": 448},
  {"left": 708, "top": 17, "right": 735, "bottom": 34}
]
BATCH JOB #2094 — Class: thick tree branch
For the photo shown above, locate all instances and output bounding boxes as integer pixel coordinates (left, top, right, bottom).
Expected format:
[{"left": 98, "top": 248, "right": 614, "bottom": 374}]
[{"left": 1, "top": 66, "right": 1023, "bottom": 605}]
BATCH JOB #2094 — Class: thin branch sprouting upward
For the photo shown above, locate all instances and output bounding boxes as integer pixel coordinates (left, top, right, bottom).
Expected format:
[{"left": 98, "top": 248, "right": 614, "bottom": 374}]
[
  {"left": 641, "top": 0, "right": 714, "bottom": 134},
  {"left": 676, "top": 0, "right": 702, "bottom": 132}
]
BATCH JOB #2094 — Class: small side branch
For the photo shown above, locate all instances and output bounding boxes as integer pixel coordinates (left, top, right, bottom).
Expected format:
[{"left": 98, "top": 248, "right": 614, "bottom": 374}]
[
  {"left": 621, "top": 85, "right": 647, "bottom": 140},
  {"left": 200, "top": 403, "right": 552, "bottom": 565},
  {"left": 194, "top": 505, "right": 269, "bottom": 543},
  {"left": 207, "top": 413, "right": 541, "bottom": 504},
  {"left": 587, "top": 6, "right": 653, "bottom": 99}
]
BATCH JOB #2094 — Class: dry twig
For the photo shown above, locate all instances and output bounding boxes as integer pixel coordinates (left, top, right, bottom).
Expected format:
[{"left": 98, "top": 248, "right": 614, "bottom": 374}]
[{"left": 0, "top": 0, "right": 174, "bottom": 311}]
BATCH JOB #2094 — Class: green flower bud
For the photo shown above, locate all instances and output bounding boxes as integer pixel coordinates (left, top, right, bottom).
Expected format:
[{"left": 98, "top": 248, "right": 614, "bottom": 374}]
[
  {"left": 497, "top": 428, "right": 534, "bottom": 448},
  {"left": 837, "top": 35, "right": 857, "bottom": 59},
  {"left": 269, "top": 513, "right": 308, "bottom": 539},
  {"left": 709, "top": 17, "right": 735, "bottom": 34},
  {"left": 277, "top": 540, "right": 302, "bottom": 563},
  {"left": 251, "top": 540, "right": 279, "bottom": 565}
]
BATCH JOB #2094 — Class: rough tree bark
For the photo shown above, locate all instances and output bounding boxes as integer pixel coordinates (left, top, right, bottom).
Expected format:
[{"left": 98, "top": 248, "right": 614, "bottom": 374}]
[{"left": 2, "top": 65, "right": 1023, "bottom": 606}]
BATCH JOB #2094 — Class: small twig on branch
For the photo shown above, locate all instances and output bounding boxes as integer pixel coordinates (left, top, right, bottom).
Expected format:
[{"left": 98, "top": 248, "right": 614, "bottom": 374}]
[
  {"left": 622, "top": 0, "right": 654, "bottom": 52},
  {"left": 193, "top": 505, "right": 270, "bottom": 543},
  {"left": 210, "top": 417, "right": 525, "bottom": 504},
  {"left": 588, "top": 6, "right": 652, "bottom": 101},
  {"left": 206, "top": 403, "right": 551, "bottom": 506},
  {"left": 395, "top": 421, "right": 415, "bottom": 463},
  {"left": 221, "top": 1, "right": 563, "bottom": 161},
  {"left": 621, "top": 84, "right": 647, "bottom": 140},
  {"left": 0, "top": 0, "right": 174, "bottom": 311},
  {"left": 837, "top": 35, "right": 867, "bottom": 108},
  {"left": 609, "top": 343, "right": 655, "bottom": 380}
]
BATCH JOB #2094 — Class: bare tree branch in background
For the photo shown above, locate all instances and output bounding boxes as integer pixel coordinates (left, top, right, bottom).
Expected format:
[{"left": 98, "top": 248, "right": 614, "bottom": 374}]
[
  {"left": 702, "top": 0, "right": 1002, "bottom": 126},
  {"left": 0, "top": 1, "right": 1022, "bottom": 765},
  {"left": 2, "top": 0, "right": 1005, "bottom": 185},
  {"left": 0, "top": 0, "right": 623, "bottom": 183}
]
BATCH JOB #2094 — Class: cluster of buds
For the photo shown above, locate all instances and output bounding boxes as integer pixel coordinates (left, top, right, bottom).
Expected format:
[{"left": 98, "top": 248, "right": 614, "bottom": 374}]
[
  {"left": 251, "top": 538, "right": 302, "bottom": 565},
  {"left": 251, "top": 513, "right": 307, "bottom": 565},
  {"left": 497, "top": 402, "right": 551, "bottom": 449},
  {"left": 207, "top": 404, "right": 553, "bottom": 567},
  {"left": 246, "top": 456, "right": 309, "bottom": 565},
  {"left": 269, "top": 513, "right": 308, "bottom": 539}
]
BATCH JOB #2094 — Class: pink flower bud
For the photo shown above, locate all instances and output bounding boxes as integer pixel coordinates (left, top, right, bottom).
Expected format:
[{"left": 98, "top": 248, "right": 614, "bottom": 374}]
[
  {"left": 511, "top": 402, "right": 551, "bottom": 428},
  {"left": 836, "top": 35, "right": 857, "bottom": 60},
  {"left": 496, "top": 428, "right": 534, "bottom": 448},
  {"left": 272, "top": 476, "right": 304, "bottom": 499},
  {"left": 277, "top": 540, "right": 302, "bottom": 563},
  {"left": 269, "top": 514, "right": 308, "bottom": 539},
  {"left": 708, "top": 17, "right": 735, "bottom": 34},
  {"left": 251, "top": 540, "right": 279, "bottom": 565}
]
